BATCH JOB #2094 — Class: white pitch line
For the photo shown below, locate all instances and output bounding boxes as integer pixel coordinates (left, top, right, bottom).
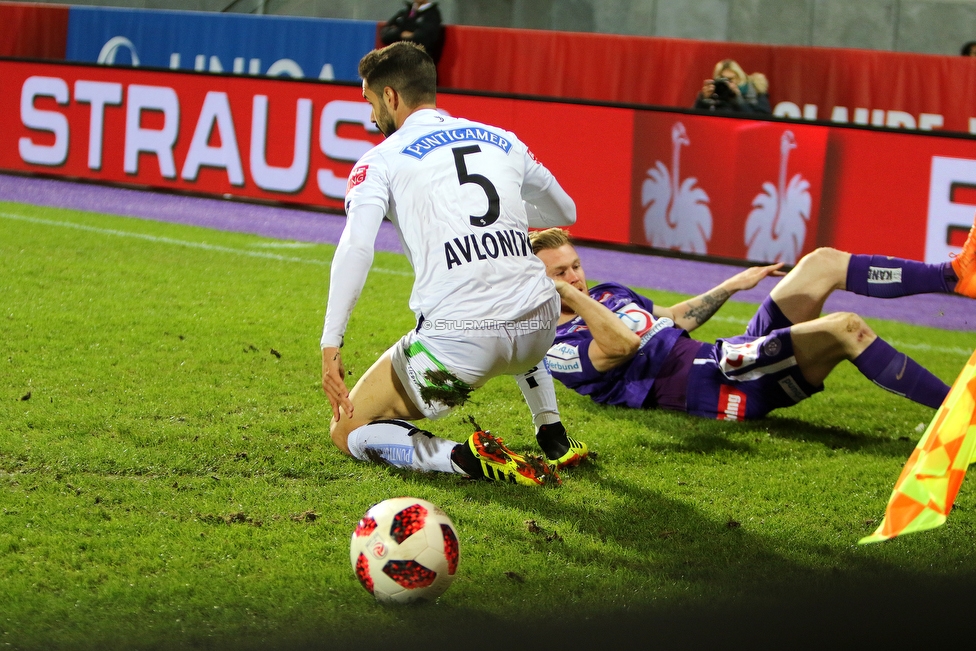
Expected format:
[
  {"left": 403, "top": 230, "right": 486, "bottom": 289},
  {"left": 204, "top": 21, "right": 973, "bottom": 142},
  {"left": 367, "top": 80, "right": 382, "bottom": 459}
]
[
  {"left": 249, "top": 241, "right": 317, "bottom": 249},
  {"left": 0, "top": 211, "right": 413, "bottom": 277},
  {"left": 5, "top": 210, "right": 970, "bottom": 355},
  {"left": 884, "top": 340, "right": 974, "bottom": 357}
]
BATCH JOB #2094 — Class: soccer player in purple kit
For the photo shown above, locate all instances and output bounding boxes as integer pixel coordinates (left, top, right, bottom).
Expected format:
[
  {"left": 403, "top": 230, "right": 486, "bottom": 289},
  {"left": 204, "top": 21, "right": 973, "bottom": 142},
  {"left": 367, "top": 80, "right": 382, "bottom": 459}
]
[{"left": 529, "top": 225, "right": 976, "bottom": 421}]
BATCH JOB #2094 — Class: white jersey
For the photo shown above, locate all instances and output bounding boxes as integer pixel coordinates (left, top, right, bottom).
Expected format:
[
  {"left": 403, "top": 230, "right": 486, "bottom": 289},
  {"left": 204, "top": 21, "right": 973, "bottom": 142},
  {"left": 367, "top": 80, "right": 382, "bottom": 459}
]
[{"left": 321, "top": 108, "right": 575, "bottom": 347}]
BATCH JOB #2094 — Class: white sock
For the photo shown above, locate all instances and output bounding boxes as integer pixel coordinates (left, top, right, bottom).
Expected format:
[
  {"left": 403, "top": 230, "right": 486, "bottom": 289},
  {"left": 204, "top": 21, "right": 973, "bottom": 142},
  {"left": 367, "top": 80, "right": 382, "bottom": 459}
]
[
  {"left": 346, "top": 420, "right": 460, "bottom": 474},
  {"left": 515, "top": 365, "right": 562, "bottom": 429}
]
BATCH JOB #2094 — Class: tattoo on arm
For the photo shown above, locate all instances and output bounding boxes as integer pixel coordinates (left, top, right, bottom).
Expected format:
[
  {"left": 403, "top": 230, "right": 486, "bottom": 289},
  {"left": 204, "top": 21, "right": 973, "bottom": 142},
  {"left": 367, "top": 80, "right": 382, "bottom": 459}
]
[{"left": 682, "top": 289, "right": 730, "bottom": 325}]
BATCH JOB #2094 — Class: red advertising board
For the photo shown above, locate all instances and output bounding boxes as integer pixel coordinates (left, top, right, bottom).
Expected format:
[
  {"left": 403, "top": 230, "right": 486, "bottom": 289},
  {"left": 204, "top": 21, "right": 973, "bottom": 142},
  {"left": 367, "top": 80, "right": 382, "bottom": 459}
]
[
  {"left": 4, "top": 59, "right": 976, "bottom": 265},
  {"left": 4, "top": 1, "right": 976, "bottom": 137},
  {"left": 439, "top": 25, "right": 976, "bottom": 136},
  {"left": 0, "top": 60, "right": 383, "bottom": 212},
  {"left": 816, "top": 128, "right": 976, "bottom": 263},
  {"left": 628, "top": 113, "right": 828, "bottom": 264},
  {"left": 420, "top": 97, "right": 976, "bottom": 265}
]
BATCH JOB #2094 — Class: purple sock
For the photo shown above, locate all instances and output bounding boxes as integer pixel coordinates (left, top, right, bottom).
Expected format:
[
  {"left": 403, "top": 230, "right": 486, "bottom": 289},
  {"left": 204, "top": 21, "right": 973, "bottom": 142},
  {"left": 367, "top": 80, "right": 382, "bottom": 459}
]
[
  {"left": 846, "top": 254, "right": 953, "bottom": 298},
  {"left": 852, "top": 338, "right": 949, "bottom": 409}
]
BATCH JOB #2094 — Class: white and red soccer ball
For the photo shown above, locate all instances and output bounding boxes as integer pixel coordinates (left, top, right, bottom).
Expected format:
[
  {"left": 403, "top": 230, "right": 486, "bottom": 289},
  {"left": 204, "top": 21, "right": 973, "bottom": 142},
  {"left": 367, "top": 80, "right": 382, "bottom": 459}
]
[{"left": 350, "top": 497, "right": 460, "bottom": 604}]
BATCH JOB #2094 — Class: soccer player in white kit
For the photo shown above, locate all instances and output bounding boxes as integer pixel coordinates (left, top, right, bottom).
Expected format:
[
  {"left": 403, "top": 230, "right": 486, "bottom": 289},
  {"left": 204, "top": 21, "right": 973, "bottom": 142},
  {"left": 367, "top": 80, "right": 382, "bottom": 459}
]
[{"left": 320, "top": 42, "right": 587, "bottom": 486}]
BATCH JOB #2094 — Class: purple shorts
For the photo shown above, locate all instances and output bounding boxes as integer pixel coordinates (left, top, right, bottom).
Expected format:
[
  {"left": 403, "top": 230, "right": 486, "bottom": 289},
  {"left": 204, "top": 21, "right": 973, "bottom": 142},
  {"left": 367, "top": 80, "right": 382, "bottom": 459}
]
[{"left": 684, "top": 296, "right": 823, "bottom": 420}]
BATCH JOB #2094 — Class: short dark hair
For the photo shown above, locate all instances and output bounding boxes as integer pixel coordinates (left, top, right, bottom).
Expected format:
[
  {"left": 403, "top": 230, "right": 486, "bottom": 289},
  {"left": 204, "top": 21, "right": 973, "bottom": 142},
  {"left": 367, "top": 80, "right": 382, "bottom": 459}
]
[
  {"left": 962, "top": 41, "right": 976, "bottom": 55},
  {"left": 358, "top": 41, "right": 436, "bottom": 107}
]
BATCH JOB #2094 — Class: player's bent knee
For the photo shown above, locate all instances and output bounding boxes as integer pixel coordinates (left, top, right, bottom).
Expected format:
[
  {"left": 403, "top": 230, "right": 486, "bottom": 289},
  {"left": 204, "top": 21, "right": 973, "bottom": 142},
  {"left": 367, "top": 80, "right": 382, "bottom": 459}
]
[
  {"left": 844, "top": 312, "right": 873, "bottom": 337},
  {"left": 828, "top": 311, "right": 876, "bottom": 352},
  {"left": 795, "top": 247, "right": 846, "bottom": 278},
  {"left": 795, "top": 246, "right": 828, "bottom": 267}
]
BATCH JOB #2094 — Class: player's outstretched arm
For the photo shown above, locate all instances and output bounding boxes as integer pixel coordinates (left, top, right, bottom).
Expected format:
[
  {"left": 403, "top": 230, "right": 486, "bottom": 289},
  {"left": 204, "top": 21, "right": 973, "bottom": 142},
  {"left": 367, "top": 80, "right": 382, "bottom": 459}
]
[
  {"left": 320, "top": 204, "right": 384, "bottom": 417},
  {"left": 660, "top": 263, "right": 784, "bottom": 332},
  {"left": 555, "top": 280, "right": 639, "bottom": 372}
]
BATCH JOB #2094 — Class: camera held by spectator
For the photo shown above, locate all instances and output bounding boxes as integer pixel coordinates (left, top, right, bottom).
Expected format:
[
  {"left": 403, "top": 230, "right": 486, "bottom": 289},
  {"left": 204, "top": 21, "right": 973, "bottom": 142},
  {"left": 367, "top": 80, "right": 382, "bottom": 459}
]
[
  {"left": 710, "top": 76, "right": 736, "bottom": 100},
  {"left": 693, "top": 59, "right": 771, "bottom": 115}
]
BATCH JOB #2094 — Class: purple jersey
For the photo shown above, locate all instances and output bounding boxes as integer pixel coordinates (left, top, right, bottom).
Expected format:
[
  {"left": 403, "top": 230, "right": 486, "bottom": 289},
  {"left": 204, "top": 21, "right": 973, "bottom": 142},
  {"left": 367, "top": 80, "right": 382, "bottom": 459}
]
[{"left": 546, "top": 282, "right": 688, "bottom": 408}]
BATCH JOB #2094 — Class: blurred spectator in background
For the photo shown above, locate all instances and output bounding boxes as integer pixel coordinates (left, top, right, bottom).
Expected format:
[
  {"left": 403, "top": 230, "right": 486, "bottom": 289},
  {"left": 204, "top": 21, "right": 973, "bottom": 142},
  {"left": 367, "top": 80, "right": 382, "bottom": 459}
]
[
  {"left": 961, "top": 41, "right": 976, "bottom": 56},
  {"left": 381, "top": 2, "right": 445, "bottom": 65},
  {"left": 693, "top": 59, "right": 771, "bottom": 115}
]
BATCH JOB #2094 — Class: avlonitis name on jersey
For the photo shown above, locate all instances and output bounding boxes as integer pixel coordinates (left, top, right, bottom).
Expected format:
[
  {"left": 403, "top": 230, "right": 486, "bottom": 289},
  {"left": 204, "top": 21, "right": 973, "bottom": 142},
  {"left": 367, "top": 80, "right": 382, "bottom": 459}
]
[{"left": 443, "top": 229, "right": 531, "bottom": 270}]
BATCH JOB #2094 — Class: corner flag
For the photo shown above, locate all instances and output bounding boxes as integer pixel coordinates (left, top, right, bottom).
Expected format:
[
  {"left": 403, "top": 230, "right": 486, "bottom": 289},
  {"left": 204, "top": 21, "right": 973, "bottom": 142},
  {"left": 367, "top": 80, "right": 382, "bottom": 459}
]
[{"left": 859, "top": 349, "right": 976, "bottom": 544}]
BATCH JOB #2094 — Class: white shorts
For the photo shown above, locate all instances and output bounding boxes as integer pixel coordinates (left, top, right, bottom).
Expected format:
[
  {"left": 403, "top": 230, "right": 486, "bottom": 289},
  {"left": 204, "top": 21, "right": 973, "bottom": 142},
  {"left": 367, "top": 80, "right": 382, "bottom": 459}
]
[{"left": 390, "top": 295, "right": 559, "bottom": 419}]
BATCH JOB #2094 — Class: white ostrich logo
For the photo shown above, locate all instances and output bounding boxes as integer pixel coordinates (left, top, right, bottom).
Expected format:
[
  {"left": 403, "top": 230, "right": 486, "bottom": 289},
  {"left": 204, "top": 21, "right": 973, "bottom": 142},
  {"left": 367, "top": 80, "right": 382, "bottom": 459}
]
[
  {"left": 641, "top": 122, "right": 712, "bottom": 254},
  {"left": 744, "top": 130, "right": 811, "bottom": 264}
]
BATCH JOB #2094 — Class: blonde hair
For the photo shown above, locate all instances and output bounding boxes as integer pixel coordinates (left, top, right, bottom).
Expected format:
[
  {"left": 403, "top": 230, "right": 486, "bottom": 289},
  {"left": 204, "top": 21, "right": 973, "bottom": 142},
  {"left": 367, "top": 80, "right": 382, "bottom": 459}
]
[
  {"left": 713, "top": 59, "right": 747, "bottom": 85},
  {"left": 528, "top": 227, "right": 572, "bottom": 255},
  {"left": 713, "top": 59, "right": 768, "bottom": 94}
]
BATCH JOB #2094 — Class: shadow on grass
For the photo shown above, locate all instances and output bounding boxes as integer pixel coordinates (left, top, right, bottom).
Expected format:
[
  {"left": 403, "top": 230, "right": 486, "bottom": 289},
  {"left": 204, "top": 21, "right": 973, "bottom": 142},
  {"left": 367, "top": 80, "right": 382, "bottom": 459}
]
[
  {"left": 264, "top": 466, "right": 975, "bottom": 650},
  {"left": 570, "top": 395, "right": 916, "bottom": 459},
  {"left": 275, "top": 572, "right": 976, "bottom": 651},
  {"left": 756, "top": 415, "right": 918, "bottom": 456}
]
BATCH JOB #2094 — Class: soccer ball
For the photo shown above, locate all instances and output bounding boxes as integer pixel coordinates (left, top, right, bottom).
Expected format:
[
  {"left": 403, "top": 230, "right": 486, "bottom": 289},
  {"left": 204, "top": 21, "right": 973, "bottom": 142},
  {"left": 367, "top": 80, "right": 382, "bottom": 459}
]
[{"left": 350, "top": 497, "right": 460, "bottom": 604}]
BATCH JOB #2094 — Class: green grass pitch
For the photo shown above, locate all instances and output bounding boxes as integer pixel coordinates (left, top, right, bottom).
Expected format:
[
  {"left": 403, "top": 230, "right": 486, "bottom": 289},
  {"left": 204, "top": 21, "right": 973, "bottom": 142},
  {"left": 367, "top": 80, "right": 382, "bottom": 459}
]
[{"left": 2, "top": 200, "right": 976, "bottom": 649}]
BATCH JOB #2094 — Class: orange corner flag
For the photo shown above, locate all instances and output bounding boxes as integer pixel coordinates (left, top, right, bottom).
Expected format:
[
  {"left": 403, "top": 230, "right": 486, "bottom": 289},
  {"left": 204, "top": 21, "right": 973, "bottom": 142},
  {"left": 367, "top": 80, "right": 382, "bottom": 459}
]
[{"left": 859, "top": 350, "right": 976, "bottom": 544}]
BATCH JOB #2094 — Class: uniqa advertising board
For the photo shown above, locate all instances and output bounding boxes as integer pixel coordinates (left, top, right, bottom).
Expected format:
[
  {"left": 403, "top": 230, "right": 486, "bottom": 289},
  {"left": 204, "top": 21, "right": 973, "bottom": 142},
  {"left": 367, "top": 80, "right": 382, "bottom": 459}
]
[{"left": 4, "top": 59, "right": 976, "bottom": 265}]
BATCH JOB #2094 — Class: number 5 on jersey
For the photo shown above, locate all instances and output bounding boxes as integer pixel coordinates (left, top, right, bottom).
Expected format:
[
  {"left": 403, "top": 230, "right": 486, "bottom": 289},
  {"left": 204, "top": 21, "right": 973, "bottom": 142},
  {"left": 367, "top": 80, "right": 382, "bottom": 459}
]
[{"left": 452, "top": 145, "right": 500, "bottom": 228}]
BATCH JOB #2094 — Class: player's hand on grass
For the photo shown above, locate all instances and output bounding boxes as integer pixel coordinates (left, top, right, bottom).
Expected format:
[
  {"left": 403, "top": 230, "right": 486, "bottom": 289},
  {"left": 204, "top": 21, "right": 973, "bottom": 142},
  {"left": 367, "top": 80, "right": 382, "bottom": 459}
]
[{"left": 322, "top": 346, "right": 354, "bottom": 421}]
